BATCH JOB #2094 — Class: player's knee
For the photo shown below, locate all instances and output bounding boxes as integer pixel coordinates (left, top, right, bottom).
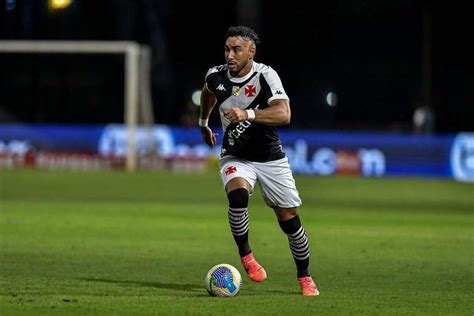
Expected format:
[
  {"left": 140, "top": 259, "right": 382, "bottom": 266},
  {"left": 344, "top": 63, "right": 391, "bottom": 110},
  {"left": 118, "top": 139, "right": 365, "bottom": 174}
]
[
  {"left": 227, "top": 188, "right": 249, "bottom": 208},
  {"left": 274, "top": 207, "right": 298, "bottom": 221}
]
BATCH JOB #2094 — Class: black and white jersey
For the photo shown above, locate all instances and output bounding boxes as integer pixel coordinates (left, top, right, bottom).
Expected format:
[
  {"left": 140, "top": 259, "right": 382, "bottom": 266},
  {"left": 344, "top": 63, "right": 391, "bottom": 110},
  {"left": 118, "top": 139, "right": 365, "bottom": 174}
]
[{"left": 205, "top": 62, "right": 289, "bottom": 162}]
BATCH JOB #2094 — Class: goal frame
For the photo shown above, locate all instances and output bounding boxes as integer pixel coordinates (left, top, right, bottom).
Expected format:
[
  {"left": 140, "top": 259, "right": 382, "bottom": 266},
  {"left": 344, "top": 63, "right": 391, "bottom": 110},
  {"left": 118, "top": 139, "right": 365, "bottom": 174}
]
[{"left": 0, "top": 40, "right": 154, "bottom": 171}]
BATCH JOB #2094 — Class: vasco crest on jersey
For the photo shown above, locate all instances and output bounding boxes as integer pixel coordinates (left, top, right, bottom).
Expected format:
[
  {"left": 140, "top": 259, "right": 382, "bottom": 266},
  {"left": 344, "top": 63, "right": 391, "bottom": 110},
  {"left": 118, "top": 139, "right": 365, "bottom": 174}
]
[{"left": 244, "top": 84, "right": 256, "bottom": 97}]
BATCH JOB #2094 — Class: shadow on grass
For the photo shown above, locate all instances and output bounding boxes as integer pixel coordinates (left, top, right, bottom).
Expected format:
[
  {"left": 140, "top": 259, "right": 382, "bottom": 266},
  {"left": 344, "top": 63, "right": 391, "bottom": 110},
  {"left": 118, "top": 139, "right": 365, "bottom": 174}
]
[
  {"left": 244, "top": 289, "right": 299, "bottom": 295},
  {"left": 79, "top": 277, "right": 201, "bottom": 292},
  {"left": 79, "top": 278, "right": 297, "bottom": 296}
]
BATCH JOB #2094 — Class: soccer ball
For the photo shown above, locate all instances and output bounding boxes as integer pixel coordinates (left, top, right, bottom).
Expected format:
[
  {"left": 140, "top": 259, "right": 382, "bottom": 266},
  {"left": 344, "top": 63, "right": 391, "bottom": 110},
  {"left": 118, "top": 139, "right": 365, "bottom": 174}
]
[{"left": 205, "top": 263, "right": 242, "bottom": 297}]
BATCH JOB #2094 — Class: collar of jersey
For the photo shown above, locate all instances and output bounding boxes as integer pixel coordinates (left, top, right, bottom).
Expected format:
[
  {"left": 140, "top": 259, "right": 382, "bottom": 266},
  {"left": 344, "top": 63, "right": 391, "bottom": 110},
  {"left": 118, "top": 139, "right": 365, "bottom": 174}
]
[{"left": 226, "top": 62, "right": 258, "bottom": 83}]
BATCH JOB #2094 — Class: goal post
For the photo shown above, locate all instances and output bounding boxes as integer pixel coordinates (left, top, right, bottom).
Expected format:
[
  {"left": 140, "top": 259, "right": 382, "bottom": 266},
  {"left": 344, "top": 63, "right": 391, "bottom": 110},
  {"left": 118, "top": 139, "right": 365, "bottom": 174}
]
[{"left": 0, "top": 40, "right": 155, "bottom": 171}]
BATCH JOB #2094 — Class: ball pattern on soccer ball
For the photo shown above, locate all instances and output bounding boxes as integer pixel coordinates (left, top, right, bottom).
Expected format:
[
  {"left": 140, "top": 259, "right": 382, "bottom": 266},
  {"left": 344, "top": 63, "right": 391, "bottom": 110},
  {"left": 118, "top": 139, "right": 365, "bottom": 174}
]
[{"left": 205, "top": 263, "right": 242, "bottom": 297}]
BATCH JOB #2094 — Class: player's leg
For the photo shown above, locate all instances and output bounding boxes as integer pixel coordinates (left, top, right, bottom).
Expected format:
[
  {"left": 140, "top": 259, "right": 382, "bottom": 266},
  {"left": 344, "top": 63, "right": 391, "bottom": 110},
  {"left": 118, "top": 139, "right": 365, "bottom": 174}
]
[
  {"left": 274, "top": 207, "right": 319, "bottom": 296},
  {"left": 254, "top": 157, "right": 319, "bottom": 295},
  {"left": 274, "top": 207, "right": 310, "bottom": 277},
  {"left": 226, "top": 177, "right": 266, "bottom": 282},
  {"left": 220, "top": 156, "right": 266, "bottom": 282},
  {"left": 225, "top": 177, "right": 252, "bottom": 258}
]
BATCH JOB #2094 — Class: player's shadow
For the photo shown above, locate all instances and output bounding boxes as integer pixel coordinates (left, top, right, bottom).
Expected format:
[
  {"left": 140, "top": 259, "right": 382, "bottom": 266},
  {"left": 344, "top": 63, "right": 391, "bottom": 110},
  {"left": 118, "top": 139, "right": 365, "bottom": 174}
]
[
  {"left": 79, "top": 277, "right": 202, "bottom": 293},
  {"left": 244, "top": 288, "right": 299, "bottom": 295}
]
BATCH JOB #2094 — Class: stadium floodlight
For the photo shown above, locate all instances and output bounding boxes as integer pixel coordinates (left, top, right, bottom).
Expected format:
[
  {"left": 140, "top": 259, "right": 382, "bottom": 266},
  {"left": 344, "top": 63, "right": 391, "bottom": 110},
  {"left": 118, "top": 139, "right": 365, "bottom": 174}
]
[
  {"left": 0, "top": 40, "right": 154, "bottom": 171},
  {"left": 326, "top": 92, "right": 338, "bottom": 107},
  {"left": 192, "top": 90, "right": 202, "bottom": 106},
  {"left": 48, "top": 0, "right": 73, "bottom": 10}
]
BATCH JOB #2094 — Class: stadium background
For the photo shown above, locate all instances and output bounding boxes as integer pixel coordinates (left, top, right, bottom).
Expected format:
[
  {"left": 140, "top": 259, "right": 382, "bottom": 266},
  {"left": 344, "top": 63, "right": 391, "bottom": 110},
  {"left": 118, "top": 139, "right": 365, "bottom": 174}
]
[
  {"left": 1, "top": 0, "right": 472, "bottom": 132},
  {"left": 0, "top": 1, "right": 473, "bottom": 315}
]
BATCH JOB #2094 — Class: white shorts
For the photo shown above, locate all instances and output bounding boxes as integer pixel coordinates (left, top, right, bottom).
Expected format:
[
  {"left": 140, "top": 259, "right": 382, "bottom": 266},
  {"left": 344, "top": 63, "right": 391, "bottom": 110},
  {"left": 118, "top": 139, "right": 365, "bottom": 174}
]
[{"left": 219, "top": 155, "right": 302, "bottom": 208}]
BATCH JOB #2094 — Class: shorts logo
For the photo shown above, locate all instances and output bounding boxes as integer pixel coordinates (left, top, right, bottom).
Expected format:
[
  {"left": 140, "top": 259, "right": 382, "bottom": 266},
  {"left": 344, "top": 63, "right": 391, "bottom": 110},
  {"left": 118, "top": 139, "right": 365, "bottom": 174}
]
[
  {"left": 245, "top": 84, "right": 256, "bottom": 97},
  {"left": 225, "top": 166, "right": 237, "bottom": 175}
]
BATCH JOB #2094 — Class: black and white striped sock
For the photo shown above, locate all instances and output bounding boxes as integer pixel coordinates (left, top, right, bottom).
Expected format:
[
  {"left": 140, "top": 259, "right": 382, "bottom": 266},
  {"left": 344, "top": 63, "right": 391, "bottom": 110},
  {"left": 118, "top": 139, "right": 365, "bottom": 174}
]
[
  {"left": 279, "top": 215, "right": 311, "bottom": 278},
  {"left": 227, "top": 188, "right": 251, "bottom": 257}
]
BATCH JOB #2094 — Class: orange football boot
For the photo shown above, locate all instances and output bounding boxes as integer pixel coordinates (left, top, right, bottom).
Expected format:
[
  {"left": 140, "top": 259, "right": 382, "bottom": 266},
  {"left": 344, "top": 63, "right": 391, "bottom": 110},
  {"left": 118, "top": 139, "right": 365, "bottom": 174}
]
[
  {"left": 241, "top": 252, "right": 267, "bottom": 282},
  {"left": 298, "top": 276, "right": 320, "bottom": 296}
]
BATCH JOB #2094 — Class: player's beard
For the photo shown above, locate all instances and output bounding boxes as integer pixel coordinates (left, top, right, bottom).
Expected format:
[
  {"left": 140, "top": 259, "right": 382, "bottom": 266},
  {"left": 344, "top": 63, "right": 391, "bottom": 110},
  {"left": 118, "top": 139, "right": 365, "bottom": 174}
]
[{"left": 228, "top": 59, "right": 248, "bottom": 77}]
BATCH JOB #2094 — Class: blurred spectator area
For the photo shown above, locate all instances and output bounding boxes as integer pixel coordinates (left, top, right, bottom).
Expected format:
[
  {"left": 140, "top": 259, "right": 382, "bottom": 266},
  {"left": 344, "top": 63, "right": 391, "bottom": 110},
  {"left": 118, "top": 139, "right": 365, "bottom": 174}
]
[{"left": 0, "top": 0, "right": 472, "bottom": 132}]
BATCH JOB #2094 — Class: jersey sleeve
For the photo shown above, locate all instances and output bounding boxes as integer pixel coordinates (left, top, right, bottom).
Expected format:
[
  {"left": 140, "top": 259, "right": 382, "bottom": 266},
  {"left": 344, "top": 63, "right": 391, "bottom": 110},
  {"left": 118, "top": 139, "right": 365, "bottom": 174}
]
[
  {"left": 261, "top": 66, "right": 290, "bottom": 104},
  {"left": 204, "top": 67, "right": 219, "bottom": 94}
]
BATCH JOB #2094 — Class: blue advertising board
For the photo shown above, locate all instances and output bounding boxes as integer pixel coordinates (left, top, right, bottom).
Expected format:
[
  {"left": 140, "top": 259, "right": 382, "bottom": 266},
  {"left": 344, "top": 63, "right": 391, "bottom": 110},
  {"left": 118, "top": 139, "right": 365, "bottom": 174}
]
[{"left": 0, "top": 123, "right": 472, "bottom": 182}]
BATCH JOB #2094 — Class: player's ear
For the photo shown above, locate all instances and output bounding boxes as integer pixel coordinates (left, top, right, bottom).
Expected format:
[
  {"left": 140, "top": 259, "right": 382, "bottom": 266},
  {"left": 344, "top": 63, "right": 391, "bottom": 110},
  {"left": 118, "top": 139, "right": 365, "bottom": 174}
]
[{"left": 249, "top": 45, "right": 256, "bottom": 60}]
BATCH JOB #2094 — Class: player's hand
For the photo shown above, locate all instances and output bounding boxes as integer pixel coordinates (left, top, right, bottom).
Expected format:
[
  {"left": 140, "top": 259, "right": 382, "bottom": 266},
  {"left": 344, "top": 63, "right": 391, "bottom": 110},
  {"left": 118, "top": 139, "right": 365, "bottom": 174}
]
[
  {"left": 224, "top": 108, "right": 247, "bottom": 124},
  {"left": 200, "top": 126, "right": 218, "bottom": 147}
]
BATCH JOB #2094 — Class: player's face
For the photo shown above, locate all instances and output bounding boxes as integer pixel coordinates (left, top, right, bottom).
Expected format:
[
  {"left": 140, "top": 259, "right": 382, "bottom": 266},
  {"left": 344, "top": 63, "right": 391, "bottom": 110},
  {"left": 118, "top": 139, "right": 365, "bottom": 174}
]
[{"left": 224, "top": 36, "right": 255, "bottom": 77}]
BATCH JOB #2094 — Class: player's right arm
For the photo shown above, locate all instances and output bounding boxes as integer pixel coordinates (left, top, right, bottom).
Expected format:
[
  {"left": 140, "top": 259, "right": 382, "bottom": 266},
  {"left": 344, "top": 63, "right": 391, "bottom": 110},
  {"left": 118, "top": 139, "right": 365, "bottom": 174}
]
[{"left": 199, "top": 83, "right": 218, "bottom": 147}]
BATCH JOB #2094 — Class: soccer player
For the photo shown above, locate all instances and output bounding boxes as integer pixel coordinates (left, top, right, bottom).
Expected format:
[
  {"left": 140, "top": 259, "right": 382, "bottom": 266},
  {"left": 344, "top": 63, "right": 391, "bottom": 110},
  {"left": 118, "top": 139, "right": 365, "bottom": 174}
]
[{"left": 198, "top": 25, "right": 319, "bottom": 296}]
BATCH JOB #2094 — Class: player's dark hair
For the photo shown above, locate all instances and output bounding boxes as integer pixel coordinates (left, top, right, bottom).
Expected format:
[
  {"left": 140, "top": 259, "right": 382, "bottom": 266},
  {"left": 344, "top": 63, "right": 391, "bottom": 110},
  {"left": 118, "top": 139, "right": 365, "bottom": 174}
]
[{"left": 225, "top": 25, "right": 260, "bottom": 46}]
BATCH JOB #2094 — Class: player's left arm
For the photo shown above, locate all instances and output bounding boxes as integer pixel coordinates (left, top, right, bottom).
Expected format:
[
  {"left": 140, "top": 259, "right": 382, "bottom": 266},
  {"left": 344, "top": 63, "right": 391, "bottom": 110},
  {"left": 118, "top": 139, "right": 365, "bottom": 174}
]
[{"left": 253, "top": 99, "right": 290, "bottom": 126}]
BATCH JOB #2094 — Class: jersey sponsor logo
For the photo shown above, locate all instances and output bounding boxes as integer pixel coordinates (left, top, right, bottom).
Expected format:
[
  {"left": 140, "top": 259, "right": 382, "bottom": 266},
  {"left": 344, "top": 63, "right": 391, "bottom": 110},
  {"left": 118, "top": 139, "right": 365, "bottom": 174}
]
[
  {"left": 232, "top": 86, "right": 241, "bottom": 96},
  {"left": 225, "top": 166, "right": 237, "bottom": 175},
  {"left": 245, "top": 84, "right": 256, "bottom": 97},
  {"left": 227, "top": 120, "right": 253, "bottom": 147},
  {"left": 216, "top": 84, "right": 226, "bottom": 91},
  {"left": 232, "top": 120, "right": 252, "bottom": 136},
  {"left": 225, "top": 104, "right": 260, "bottom": 147}
]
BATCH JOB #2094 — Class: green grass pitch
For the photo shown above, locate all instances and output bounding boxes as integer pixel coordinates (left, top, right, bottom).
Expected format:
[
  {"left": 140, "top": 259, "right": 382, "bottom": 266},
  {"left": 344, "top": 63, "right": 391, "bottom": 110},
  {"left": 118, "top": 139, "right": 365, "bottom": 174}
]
[{"left": 1, "top": 168, "right": 473, "bottom": 315}]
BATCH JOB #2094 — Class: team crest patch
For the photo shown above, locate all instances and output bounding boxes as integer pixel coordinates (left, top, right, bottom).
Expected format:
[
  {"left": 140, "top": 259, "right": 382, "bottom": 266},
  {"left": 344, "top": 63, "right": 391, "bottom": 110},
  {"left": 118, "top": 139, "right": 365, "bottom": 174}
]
[
  {"left": 245, "top": 84, "right": 256, "bottom": 97},
  {"left": 232, "top": 86, "right": 241, "bottom": 96},
  {"left": 225, "top": 166, "right": 237, "bottom": 175}
]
